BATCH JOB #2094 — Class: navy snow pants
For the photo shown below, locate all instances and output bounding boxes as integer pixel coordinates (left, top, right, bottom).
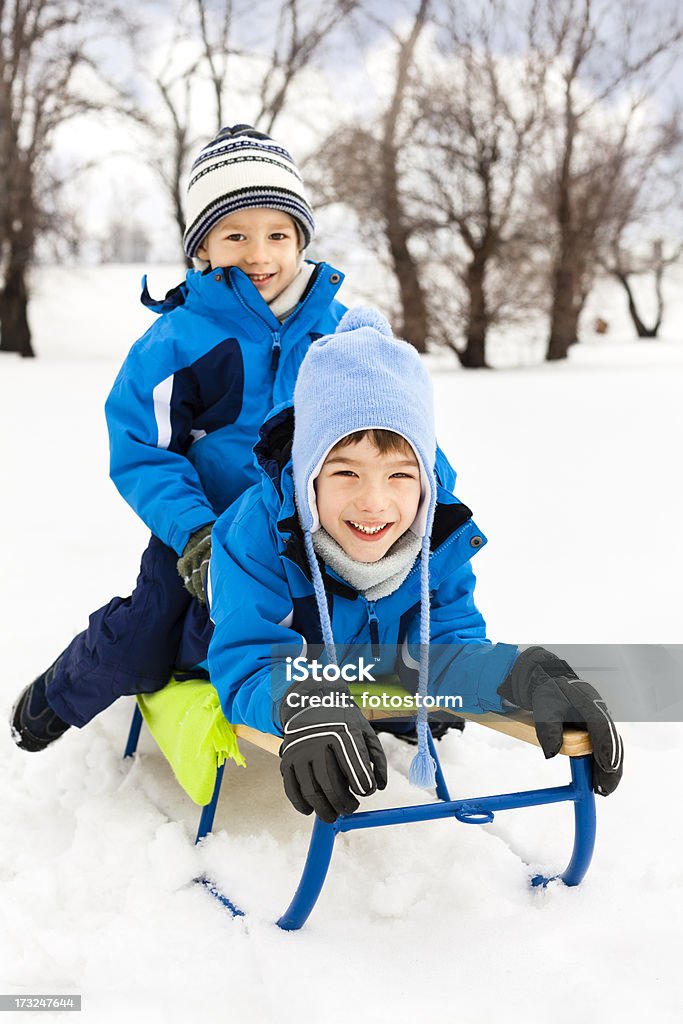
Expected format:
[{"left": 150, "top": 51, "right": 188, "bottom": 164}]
[{"left": 46, "top": 536, "right": 212, "bottom": 728}]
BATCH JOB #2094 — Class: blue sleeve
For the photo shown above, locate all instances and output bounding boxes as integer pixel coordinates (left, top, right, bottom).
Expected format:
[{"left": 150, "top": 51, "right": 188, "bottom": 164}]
[
  {"left": 418, "top": 562, "right": 519, "bottom": 713},
  {"left": 206, "top": 493, "right": 303, "bottom": 736},
  {"left": 105, "top": 334, "right": 216, "bottom": 554}
]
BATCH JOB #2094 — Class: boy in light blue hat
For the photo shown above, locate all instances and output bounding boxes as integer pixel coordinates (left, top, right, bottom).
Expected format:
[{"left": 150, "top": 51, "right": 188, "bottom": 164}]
[{"left": 206, "top": 308, "right": 623, "bottom": 822}]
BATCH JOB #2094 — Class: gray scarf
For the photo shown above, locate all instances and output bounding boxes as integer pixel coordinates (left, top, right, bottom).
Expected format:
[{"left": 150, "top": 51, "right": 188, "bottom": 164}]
[
  {"left": 312, "top": 527, "right": 422, "bottom": 601},
  {"left": 269, "top": 260, "right": 316, "bottom": 321}
]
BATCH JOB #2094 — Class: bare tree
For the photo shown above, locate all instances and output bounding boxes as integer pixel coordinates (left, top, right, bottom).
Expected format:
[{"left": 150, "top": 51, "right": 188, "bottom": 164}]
[
  {"left": 377, "top": 0, "right": 431, "bottom": 352},
  {"left": 311, "top": 0, "right": 683, "bottom": 364},
  {"left": 309, "top": 0, "right": 433, "bottom": 351},
  {"left": 409, "top": 0, "right": 547, "bottom": 366},
  {"left": 312, "top": 0, "right": 551, "bottom": 360},
  {"left": 598, "top": 113, "right": 683, "bottom": 338},
  {"left": 0, "top": 0, "right": 128, "bottom": 356},
  {"left": 610, "top": 241, "right": 680, "bottom": 338},
  {"left": 531, "top": 0, "right": 683, "bottom": 360}
]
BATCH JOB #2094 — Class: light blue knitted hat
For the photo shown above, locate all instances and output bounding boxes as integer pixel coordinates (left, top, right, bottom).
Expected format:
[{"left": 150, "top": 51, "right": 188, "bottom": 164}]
[{"left": 292, "top": 306, "right": 438, "bottom": 789}]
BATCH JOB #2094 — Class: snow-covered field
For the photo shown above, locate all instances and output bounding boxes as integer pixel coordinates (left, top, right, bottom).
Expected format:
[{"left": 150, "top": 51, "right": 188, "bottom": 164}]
[{"left": 1, "top": 264, "right": 682, "bottom": 1023}]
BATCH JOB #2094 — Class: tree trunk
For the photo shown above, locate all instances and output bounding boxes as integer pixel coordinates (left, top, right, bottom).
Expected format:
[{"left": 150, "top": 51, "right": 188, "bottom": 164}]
[
  {"left": 547, "top": 93, "right": 579, "bottom": 362},
  {"left": 547, "top": 257, "right": 579, "bottom": 360},
  {"left": 615, "top": 271, "right": 662, "bottom": 338},
  {"left": 171, "top": 148, "right": 193, "bottom": 268},
  {"left": 379, "top": 0, "right": 430, "bottom": 354},
  {"left": 383, "top": 170, "right": 429, "bottom": 353},
  {"left": 547, "top": 177, "right": 580, "bottom": 359},
  {"left": 461, "top": 256, "right": 489, "bottom": 368},
  {"left": 380, "top": 148, "right": 429, "bottom": 355},
  {"left": 0, "top": 259, "right": 34, "bottom": 357}
]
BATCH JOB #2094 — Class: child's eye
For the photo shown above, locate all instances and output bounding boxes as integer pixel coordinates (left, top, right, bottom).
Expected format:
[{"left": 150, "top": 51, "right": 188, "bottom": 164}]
[
  {"left": 225, "top": 233, "right": 245, "bottom": 242},
  {"left": 391, "top": 472, "right": 416, "bottom": 479},
  {"left": 270, "top": 232, "right": 289, "bottom": 240},
  {"left": 334, "top": 470, "right": 357, "bottom": 477}
]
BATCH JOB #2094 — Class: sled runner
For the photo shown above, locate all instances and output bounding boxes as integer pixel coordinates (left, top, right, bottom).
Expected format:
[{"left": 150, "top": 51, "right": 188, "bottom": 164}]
[{"left": 123, "top": 676, "right": 595, "bottom": 930}]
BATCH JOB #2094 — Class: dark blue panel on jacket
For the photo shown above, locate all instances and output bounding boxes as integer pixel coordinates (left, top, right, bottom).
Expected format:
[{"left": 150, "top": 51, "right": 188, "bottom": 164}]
[
  {"left": 292, "top": 594, "right": 327, "bottom": 646},
  {"left": 170, "top": 338, "right": 244, "bottom": 452}
]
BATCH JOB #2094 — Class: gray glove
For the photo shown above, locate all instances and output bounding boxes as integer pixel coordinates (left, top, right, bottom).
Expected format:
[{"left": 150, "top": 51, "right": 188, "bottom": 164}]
[{"left": 177, "top": 523, "right": 214, "bottom": 603}]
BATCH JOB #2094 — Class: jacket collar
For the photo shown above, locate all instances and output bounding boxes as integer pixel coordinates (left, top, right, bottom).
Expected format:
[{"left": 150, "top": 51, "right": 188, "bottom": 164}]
[{"left": 140, "top": 261, "right": 343, "bottom": 329}]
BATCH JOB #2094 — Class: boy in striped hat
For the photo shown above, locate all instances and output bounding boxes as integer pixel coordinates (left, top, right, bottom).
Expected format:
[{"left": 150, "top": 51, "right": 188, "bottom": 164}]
[{"left": 11, "top": 125, "right": 346, "bottom": 751}]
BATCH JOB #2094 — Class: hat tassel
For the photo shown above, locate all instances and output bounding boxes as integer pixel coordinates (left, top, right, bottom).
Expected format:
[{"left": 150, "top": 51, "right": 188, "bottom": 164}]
[
  {"left": 409, "top": 726, "right": 437, "bottom": 789},
  {"left": 408, "top": 536, "right": 436, "bottom": 789}
]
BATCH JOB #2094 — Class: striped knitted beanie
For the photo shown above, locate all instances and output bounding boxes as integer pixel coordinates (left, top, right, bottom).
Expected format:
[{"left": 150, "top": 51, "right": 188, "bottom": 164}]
[{"left": 183, "top": 124, "right": 315, "bottom": 258}]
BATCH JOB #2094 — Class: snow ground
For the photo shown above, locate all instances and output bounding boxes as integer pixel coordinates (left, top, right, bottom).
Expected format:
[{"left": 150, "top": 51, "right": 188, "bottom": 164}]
[{"left": 1, "top": 265, "right": 682, "bottom": 1023}]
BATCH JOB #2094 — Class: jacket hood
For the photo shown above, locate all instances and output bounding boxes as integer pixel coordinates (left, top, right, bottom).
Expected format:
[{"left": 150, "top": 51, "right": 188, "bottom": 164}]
[{"left": 140, "top": 274, "right": 189, "bottom": 314}]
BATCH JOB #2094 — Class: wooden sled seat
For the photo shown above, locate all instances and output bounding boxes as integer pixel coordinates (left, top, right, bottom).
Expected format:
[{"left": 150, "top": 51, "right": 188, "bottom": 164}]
[{"left": 131, "top": 675, "right": 591, "bottom": 806}]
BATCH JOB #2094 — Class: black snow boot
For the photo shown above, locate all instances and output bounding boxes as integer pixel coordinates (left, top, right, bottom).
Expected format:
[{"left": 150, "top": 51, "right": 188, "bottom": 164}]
[{"left": 11, "top": 662, "right": 71, "bottom": 752}]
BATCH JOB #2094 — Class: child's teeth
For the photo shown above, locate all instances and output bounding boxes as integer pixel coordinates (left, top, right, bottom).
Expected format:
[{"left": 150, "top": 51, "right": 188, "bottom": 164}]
[{"left": 351, "top": 522, "right": 387, "bottom": 535}]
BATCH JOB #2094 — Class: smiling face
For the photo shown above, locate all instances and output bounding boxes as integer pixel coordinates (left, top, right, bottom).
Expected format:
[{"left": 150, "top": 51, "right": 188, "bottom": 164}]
[
  {"left": 196, "top": 207, "right": 300, "bottom": 302},
  {"left": 314, "top": 433, "right": 422, "bottom": 562}
]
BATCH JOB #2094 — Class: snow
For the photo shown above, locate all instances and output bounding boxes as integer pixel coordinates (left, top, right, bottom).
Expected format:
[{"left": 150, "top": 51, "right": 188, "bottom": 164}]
[{"left": 1, "top": 265, "right": 682, "bottom": 1023}]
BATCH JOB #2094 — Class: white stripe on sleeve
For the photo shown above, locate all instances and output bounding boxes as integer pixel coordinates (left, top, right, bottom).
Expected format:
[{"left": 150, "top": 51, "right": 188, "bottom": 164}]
[{"left": 153, "top": 374, "right": 174, "bottom": 449}]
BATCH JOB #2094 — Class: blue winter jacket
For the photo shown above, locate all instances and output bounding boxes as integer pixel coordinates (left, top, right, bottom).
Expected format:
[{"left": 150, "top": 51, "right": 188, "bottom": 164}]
[
  {"left": 206, "top": 405, "right": 519, "bottom": 736},
  {"left": 104, "top": 262, "right": 346, "bottom": 554}
]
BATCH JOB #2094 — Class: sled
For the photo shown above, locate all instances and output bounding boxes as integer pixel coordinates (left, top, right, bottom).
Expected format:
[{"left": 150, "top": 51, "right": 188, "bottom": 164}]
[{"left": 123, "top": 676, "right": 595, "bottom": 930}]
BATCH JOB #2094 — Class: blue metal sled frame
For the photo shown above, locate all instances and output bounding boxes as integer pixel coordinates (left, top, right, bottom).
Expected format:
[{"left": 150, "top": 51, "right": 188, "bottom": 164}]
[{"left": 124, "top": 706, "right": 596, "bottom": 931}]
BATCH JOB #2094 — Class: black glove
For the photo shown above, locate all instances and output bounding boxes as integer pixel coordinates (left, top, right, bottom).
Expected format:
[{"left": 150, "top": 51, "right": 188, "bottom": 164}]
[
  {"left": 177, "top": 523, "right": 214, "bottom": 603},
  {"left": 279, "top": 677, "right": 388, "bottom": 823},
  {"left": 498, "top": 646, "right": 624, "bottom": 796}
]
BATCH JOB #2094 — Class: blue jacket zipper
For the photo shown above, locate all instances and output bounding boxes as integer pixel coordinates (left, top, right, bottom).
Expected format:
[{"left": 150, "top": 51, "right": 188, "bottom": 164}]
[
  {"left": 226, "top": 272, "right": 285, "bottom": 371},
  {"left": 270, "top": 263, "right": 327, "bottom": 370},
  {"left": 270, "top": 330, "right": 281, "bottom": 370},
  {"left": 227, "top": 263, "right": 328, "bottom": 374},
  {"left": 367, "top": 602, "right": 381, "bottom": 661}
]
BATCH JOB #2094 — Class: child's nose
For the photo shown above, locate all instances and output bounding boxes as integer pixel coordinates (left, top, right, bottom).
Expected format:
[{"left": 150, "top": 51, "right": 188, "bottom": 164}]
[
  {"left": 245, "top": 239, "right": 270, "bottom": 263},
  {"left": 357, "top": 485, "right": 387, "bottom": 513}
]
